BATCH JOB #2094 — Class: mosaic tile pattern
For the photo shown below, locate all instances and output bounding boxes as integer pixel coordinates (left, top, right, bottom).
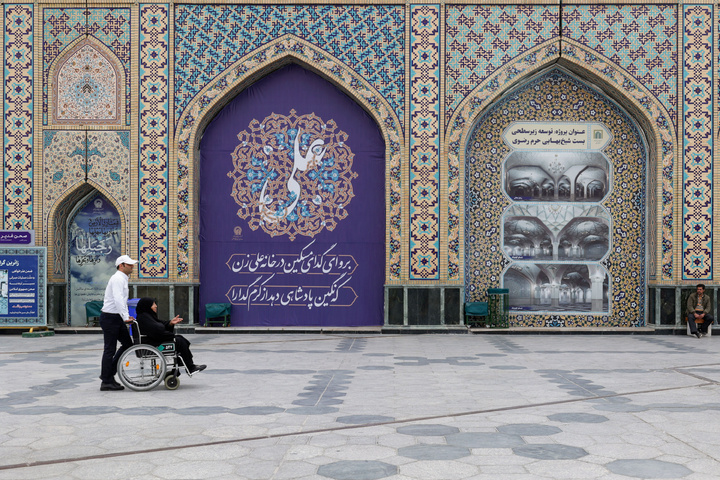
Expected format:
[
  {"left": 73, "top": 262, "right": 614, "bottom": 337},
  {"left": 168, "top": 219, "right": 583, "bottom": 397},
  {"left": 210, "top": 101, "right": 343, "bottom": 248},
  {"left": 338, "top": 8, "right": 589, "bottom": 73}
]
[
  {"left": 43, "top": 7, "right": 130, "bottom": 125},
  {"left": 446, "top": 44, "right": 557, "bottom": 279},
  {"left": 51, "top": 187, "right": 92, "bottom": 280},
  {"left": 445, "top": 5, "right": 558, "bottom": 128},
  {"left": 563, "top": 5, "right": 679, "bottom": 126},
  {"left": 51, "top": 38, "right": 122, "bottom": 125},
  {"left": 682, "top": 5, "right": 713, "bottom": 280},
  {"left": 175, "top": 37, "right": 403, "bottom": 279},
  {"left": 43, "top": 131, "right": 130, "bottom": 246},
  {"left": 465, "top": 69, "right": 646, "bottom": 327},
  {"left": 559, "top": 42, "right": 676, "bottom": 280},
  {"left": 562, "top": 4, "right": 678, "bottom": 281},
  {"left": 3, "top": 5, "right": 33, "bottom": 230},
  {"left": 409, "top": 5, "right": 440, "bottom": 280},
  {"left": 174, "top": 5, "right": 405, "bottom": 127},
  {"left": 138, "top": 4, "right": 170, "bottom": 278}
]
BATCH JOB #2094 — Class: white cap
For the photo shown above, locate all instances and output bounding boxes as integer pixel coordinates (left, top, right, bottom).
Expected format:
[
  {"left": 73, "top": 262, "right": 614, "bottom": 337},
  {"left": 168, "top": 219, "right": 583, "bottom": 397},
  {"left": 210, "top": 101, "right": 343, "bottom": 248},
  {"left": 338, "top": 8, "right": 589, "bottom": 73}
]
[{"left": 115, "top": 255, "right": 138, "bottom": 266}]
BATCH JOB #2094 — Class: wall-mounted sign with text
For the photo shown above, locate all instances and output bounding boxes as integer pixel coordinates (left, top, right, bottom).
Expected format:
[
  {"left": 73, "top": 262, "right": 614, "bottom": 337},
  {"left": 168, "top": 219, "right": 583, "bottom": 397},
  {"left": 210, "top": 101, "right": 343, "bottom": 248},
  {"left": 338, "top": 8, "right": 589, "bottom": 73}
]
[
  {"left": 0, "top": 247, "right": 47, "bottom": 326},
  {"left": 503, "top": 122, "right": 611, "bottom": 151},
  {"left": 0, "top": 230, "right": 35, "bottom": 246}
]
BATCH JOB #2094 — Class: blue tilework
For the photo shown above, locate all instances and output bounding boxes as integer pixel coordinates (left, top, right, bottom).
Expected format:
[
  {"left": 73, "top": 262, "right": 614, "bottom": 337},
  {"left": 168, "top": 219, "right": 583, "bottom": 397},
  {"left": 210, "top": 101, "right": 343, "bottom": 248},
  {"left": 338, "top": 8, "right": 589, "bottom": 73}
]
[{"left": 174, "top": 5, "right": 404, "bottom": 127}]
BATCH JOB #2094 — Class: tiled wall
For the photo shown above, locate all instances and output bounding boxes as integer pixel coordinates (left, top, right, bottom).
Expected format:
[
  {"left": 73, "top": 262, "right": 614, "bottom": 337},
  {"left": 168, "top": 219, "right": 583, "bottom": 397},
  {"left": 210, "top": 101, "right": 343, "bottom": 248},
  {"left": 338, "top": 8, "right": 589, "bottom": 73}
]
[{"left": 3, "top": 2, "right": 718, "bottom": 325}]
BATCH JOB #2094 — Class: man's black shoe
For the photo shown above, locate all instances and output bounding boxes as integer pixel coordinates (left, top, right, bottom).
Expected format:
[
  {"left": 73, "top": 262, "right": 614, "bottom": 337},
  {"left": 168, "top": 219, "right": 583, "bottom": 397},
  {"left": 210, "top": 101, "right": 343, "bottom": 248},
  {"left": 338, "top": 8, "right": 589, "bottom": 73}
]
[
  {"left": 190, "top": 365, "right": 207, "bottom": 374},
  {"left": 695, "top": 332, "right": 702, "bottom": 339},
  {"left": 100, "top": 382, "right": 124, "bottom": 391}
]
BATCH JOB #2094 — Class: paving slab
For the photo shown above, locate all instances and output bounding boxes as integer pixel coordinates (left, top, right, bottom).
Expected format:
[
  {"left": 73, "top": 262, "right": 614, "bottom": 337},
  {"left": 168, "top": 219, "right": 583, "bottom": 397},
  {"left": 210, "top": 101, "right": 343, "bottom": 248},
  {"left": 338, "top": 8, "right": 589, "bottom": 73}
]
[{"left": 1, "top": 334, "right": 720, "bottom": 479}]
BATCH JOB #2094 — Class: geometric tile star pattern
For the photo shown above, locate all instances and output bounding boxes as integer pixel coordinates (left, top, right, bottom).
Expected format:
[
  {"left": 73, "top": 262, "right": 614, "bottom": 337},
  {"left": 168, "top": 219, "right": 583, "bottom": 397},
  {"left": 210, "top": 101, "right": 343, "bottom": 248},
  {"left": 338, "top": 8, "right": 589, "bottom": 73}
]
[
  {"left": 410, "top": 5, "right": 440, "bottom": 279},
  {"left": 4, "top": 4, "right": 33, "bottom": 230},
  {"left": 139, "top": 4, "right": 170, "bottom": 278},
  {"left": 682, "top": 4, "right": 713, "bottom": 279}
]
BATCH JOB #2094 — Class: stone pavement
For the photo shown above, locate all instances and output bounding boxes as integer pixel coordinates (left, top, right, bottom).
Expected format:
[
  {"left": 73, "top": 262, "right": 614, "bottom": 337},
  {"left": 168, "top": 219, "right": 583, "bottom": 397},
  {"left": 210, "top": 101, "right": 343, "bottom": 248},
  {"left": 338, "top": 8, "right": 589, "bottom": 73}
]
[{"left": 1, "top": 332, "right": 720, "bottom": 479}]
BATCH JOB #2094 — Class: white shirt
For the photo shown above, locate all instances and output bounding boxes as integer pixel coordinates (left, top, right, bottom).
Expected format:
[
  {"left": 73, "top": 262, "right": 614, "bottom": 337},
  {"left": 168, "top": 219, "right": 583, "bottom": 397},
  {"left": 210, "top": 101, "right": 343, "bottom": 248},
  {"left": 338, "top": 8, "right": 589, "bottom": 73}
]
[{"left": 102, "top": 269, "right": 130, "bottom": 321}]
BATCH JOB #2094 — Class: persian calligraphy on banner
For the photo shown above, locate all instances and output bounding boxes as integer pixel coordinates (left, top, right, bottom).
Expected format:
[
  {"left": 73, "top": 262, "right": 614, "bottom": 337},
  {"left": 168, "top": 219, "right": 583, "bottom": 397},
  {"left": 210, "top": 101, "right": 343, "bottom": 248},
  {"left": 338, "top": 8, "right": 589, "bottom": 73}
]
[
  {"left": 503, "top": 122, "right": 611, "bottom": 150},
  {"left": 199, "top": 64, "right": 384, "bottom": 327},
  {"left": 225, "top": 240, "right": 358, "bottom": 309},
  {"left": 68, "top": 196, "right": 121, "bottom": 326}
]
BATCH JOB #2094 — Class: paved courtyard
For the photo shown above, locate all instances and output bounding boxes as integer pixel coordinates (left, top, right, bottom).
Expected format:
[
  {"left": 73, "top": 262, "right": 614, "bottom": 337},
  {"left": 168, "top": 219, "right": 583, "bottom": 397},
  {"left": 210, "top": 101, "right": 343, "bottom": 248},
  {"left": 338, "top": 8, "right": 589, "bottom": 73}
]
[{"left": 1, "top": 332, "right": 720, "bottom": 479}]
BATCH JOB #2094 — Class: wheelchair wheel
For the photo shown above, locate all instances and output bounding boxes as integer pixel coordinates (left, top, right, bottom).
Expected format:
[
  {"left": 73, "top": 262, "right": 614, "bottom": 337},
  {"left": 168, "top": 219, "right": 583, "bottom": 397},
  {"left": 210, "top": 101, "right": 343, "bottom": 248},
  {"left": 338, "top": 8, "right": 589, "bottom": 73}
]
[
  {"left": 117, "top": 345, "right": 166, "bottom": 391},
  {"left": 164, "top": 375, "right": 180, "bottom": 390}
]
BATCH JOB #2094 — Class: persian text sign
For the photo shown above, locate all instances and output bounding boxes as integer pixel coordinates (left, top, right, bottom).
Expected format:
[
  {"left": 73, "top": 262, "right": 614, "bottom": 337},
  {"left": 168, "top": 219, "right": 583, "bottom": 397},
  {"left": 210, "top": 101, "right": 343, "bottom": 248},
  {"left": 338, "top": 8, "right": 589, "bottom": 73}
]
[
  {"left": 504, "top": 122, "right": 611, "bottom": 150},
  {"left": 225, "top": 241, "right": 358, "bottom": 309},
  {"left": 0, "top": 247, "right": 47, "bottom": 326},
  {"left": 0, "top": 230, "right": 34, "bottom": 245}
]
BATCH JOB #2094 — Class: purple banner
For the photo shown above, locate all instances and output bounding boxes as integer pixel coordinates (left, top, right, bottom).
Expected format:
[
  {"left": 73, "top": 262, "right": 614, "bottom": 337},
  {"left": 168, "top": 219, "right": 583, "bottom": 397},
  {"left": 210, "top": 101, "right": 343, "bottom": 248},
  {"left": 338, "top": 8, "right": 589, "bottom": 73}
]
[
  {"left": 0, "top": 230, "right": 34, "bottom": 245},
  {"left": 200, "top": 64, "right": 385, "bottom": 326}
]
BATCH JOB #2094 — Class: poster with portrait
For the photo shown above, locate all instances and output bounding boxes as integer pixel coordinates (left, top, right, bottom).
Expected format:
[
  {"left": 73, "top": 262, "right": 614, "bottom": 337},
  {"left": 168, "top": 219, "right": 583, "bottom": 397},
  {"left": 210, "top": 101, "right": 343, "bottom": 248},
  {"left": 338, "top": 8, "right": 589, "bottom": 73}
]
[{"left": 67, "top": 195, "right": 121, "bottom": 326}]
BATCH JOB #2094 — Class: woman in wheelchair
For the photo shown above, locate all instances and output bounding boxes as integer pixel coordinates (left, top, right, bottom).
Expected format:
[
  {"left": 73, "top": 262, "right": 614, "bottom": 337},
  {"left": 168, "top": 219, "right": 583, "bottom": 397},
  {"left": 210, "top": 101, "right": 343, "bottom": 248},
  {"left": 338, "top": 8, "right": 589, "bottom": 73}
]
[{"left": 135, "top": 297, "right": 206, "bottom": 374}]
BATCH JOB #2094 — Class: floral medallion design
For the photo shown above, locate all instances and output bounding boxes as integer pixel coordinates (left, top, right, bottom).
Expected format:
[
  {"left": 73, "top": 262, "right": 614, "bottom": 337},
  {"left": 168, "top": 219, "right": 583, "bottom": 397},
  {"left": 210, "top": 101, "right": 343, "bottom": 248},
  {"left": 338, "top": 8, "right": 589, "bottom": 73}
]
[
  {"left": 55, "top": 44, "right": 119, "bottom": 123},
  {"left": 228, "top": 110, "right": 356, "bottom": 241}
]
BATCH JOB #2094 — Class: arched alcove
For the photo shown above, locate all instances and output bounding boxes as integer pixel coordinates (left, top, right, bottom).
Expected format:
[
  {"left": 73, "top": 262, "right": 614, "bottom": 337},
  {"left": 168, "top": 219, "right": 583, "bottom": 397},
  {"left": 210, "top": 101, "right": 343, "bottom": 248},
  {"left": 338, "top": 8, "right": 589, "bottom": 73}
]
[
  {"left": 47, "top": 183, "right": 126, "bottom": 282},
  {"left": 49, "top": 36, "right": 124, "bottom": 126},
  {"left": 173, "top": 36, "right": 403, "bottom": 281},
  {"left": 464, "top": 66, "right": 647, "bottom": 327},
  {"left": 197, "top": 63, "right": 385, "bottom": 326},
  {"left": 447, "top": 42, "right": 676, "bottom": 284}
]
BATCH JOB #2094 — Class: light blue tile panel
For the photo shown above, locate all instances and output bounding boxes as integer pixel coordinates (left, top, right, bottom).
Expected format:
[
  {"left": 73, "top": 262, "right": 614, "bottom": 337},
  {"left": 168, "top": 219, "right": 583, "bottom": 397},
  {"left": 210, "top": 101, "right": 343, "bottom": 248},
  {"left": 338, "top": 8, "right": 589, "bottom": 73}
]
[
  {"left": 410, "top": 5, "right": 440, "bottom": 280},
  {"left": 682, "top": 5, "right": 713, "bottom": 280},
  {"left": 4, "top": 4, "right": 33, "bottom": 229},
  {"left": 138, "top": 4, "right": 170, "bottom": 278}
]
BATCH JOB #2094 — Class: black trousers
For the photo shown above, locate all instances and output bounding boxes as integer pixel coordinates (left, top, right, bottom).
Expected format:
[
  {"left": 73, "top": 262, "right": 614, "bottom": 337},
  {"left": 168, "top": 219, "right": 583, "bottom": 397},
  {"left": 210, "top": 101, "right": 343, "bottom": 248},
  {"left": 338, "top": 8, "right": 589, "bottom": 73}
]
[
  {"left": 99, "top": 312, "right": 133, "bottom": 383},
  {"left": 688, "top": 313, "right": 714, "bottom": 334},
  {"left": 173, "top": 335, "right": 195, "bottom": 370}
]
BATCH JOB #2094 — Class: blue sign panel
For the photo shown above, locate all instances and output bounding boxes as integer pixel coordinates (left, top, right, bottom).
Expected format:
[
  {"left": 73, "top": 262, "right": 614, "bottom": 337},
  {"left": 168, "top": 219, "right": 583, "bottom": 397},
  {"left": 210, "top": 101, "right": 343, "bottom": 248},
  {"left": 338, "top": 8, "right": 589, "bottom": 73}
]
[
  {"left": 0, "top": 247, "right": 47, "bottom": 326},
  {"left": 0, "top": 230, "right": 34, "bottom": 245}
]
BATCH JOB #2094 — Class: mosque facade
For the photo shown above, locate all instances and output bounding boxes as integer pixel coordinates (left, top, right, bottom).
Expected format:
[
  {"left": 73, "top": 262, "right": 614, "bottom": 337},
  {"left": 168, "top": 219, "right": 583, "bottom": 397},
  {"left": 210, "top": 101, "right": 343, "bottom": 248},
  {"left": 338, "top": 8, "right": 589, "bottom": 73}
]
[{"left": 2, "top": 2, "right": 715, "bottom": 329}]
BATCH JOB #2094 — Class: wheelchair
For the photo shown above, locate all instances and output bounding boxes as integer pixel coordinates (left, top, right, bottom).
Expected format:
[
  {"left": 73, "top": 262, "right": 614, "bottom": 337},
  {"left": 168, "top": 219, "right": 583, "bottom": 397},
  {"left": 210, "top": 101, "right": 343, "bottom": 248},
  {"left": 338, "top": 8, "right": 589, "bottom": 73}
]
[{"left": 116, "top": 321, "right": 195, "bottom": 391}]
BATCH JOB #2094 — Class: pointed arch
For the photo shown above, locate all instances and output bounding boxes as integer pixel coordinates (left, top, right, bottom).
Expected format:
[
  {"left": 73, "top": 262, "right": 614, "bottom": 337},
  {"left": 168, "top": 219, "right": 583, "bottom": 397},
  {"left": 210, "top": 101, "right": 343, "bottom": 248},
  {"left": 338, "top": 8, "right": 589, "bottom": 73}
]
[
  {"left": 446, "top": 39, "right": 676, "bottom": 282},
  {"left": 48, "top": 35, "right": 125, "bottom": 126},
  {"left": 46, "top": 184, "right": 127, "bottom": 282},
  {"left": 173, "top": 35, "right": 404, "bottom": 281},
  {"left": 43, "top": 130, "right": 132, "bottom": 263}
]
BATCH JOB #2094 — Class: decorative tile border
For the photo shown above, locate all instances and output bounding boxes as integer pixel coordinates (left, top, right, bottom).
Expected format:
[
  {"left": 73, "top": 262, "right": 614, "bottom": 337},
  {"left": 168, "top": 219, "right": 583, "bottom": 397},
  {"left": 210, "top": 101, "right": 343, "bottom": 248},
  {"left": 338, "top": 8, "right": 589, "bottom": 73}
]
[
  {"left": 682, "top": 5, "right": 713, "bottom": 280},
  {"left": 446, "top": 41, "right": 676, "bottom": 281},
  {"left": 3, "top": 4, "right": 33, "bottom": 230},
  {"left": 138, "top": 4, "right": 169, "bottom": 278},
  {"left": 174, "top": 36, "right": 403, "bottom": 280},
  {"left": 409, "top": 5, "right": 440, "bottom": 280}
]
